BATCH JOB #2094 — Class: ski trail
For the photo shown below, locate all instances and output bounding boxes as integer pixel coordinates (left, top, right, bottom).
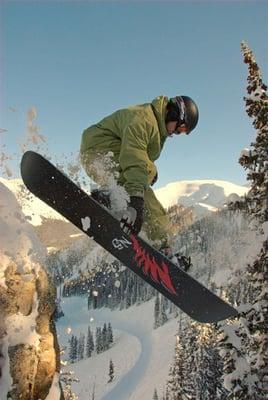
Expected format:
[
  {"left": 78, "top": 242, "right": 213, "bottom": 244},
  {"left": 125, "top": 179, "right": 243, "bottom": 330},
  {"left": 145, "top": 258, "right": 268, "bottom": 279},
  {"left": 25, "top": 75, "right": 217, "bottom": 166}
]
[
  {"left": 101, "top": 329, "right": 152, "bottom": 400},
  {"left": 87, "top": 307, "right": 153, "bottom": 400},
  {"left": 57, "top": 297, "right": 155, "bottom": 400}
]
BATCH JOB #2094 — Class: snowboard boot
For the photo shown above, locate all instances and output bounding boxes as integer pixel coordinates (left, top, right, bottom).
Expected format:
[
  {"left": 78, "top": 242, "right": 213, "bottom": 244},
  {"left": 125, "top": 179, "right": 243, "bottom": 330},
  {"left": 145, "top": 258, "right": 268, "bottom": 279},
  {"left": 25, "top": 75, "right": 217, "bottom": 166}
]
[
  {"left": 91, "top": 189, "right": 111, "bottom": 209},
  {"left": 159, "top": 245, "right": 180, "bottom": 267},
  {"left": 160, "top": 245, "right": 192, "bottom": 272},
  {"left": 174, "top": 253, "right": 192, "bottom": 272}
]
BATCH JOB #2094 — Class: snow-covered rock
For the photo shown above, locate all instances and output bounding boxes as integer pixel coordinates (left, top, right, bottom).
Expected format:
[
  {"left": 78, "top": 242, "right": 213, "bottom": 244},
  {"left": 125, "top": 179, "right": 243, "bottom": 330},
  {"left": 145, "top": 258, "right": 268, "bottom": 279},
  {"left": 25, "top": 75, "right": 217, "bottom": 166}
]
[
  {"left": 0, "top": 182, "right": 62, "bottom": 399},
  {"left": 0, "top": 177, "right": 66, "bottom": 226}
]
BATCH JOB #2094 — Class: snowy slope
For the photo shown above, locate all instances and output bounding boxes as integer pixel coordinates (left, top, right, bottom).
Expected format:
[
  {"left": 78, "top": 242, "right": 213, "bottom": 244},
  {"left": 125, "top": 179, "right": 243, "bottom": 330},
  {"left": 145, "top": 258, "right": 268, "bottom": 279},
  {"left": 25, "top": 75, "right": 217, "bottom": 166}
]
[
  {"left": 1, "top": 176, "right": 259, "bottom": 399},
  {"left": 155, "top": 179, "right": 248, "bottom": 218},
  {"left": 55, "top": 209, "right": 263, "bottom": 400},
  {"left": 57, "top": 297, "right": 178, "bottom": 400}
]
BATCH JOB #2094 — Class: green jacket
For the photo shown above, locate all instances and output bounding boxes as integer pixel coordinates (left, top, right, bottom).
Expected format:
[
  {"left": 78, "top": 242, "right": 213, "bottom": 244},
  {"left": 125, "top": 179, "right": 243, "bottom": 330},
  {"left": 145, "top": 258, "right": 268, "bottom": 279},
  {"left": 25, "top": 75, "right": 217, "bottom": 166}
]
[{"left": 80, "top": 96, "right": 169, "bottom": 197}]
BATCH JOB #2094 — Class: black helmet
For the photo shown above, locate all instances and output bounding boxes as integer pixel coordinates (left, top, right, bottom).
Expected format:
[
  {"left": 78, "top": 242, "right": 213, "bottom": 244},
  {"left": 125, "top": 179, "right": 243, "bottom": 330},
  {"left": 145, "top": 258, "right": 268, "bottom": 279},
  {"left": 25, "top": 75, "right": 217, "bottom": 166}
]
[{"left": 169, "top": 96, "right": 199, "bottom": 133}]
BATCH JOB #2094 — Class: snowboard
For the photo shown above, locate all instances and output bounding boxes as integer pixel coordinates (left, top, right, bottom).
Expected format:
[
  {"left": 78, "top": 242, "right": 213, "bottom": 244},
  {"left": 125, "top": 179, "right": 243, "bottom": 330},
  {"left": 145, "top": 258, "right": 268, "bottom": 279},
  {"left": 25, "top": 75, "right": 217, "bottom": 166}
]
[{"left": 20, "top": 151, "right": 238, "bottom": 323}]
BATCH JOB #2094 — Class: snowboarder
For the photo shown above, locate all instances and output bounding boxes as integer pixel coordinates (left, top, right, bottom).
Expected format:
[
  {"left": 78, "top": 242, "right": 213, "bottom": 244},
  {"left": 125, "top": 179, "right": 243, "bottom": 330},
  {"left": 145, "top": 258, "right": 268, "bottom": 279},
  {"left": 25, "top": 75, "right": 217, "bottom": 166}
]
[
  {"left": 80, "top": 95, "right": 199, "bottom": 260},
  {"left": 21, "top": 151, "right": 238, "bottom": 322}
]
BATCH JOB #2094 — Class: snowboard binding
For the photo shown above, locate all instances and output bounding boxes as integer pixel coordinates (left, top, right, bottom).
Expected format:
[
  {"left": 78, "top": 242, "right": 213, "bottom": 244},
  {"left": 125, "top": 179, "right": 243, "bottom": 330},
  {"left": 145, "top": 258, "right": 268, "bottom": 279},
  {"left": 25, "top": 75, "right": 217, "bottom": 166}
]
[
  {"left": 91, "top": 188, "right": 111, "bottom": 209},
  {"left": 175, "top": 253, "right": 192, "bottom": 272}
]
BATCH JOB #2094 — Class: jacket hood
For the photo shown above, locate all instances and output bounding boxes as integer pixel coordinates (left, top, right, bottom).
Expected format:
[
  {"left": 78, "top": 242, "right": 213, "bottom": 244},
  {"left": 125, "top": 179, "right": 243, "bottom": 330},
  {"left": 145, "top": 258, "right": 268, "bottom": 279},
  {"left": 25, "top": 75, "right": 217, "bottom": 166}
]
[{"left": 151, "top": 96, "right": 169, "bottom": 140}]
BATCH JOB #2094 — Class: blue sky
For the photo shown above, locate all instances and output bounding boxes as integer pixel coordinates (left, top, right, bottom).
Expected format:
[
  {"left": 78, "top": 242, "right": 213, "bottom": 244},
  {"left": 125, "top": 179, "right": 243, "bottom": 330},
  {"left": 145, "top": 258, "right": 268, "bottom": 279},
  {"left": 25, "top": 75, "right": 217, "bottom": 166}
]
[{"left": 1, "top": 0, "right": 267, "bottom": 188}]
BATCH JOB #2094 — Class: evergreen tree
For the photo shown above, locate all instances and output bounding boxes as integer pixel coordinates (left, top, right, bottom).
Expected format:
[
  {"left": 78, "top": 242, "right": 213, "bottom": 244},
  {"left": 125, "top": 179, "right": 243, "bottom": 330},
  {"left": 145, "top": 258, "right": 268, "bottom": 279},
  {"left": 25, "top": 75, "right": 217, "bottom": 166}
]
[
  {"left": 77, "top": 333, "right": 85, "bottom": 361},
  {"left": 69, "top": 335, "right": 78, "bottom": 363},
  {"left": 86, "top": 326, "right": 95, "bottom": 358},
  {"left": 152, "top": 388, "right": 159, "bottom": 400},
  {"left": 221, "top": 42, "right": 268, "bottom": 400},
  {"left": 240, "top": 42, "right": 268, "bottom": 400},
  {"left": 164, "top": 323, "right": 208, "bottom": 400},
  {"left": 107, "top": 322, "right": 114, "bottom": 347},
  {"left": 108, "top": 359, "right": 115, "bottom": 383},
  {"left": 196, "top": 324, "right": 226, "bottom": 399},
  {"left": 218, "top": 319, "right": 253, "bottom": 399},
  {"left": 238, "top": 42, "right": 268, "bottom": 224},
  {"left": 102, "top": 323, "right": 108, "bottom": 350},
  {"left": 160, "top": 295, "right": 168, "bottom": 326},
  {"left": 162, "top": 386, "right": 171, "bottom": 400},
  {"left": 180, "top": 323, "right": 199, "bottom": 398},
  {"left": 96, "top": 327, "right": 103, "bottom": 354},
  {"left": 154, "top": 293, "right": 161, "bottom": 329},
  {"left": 166, "top": 334, "right": 184, "bottom": 399}
]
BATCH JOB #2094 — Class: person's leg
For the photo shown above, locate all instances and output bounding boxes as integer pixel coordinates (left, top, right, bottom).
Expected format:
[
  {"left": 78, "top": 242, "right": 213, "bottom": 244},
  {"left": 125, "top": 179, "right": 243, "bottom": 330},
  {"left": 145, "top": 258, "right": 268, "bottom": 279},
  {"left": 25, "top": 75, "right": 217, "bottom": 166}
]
[
  {"left": 80, "top": 151, "right": 129, "bottom": 212},
  {"left": 81, "top": 151, "right": 118, "bottom": 188},
  {"left": 142, "top": 187, "right": 171, "bottom": 247},
  {"left": 81, "top": 151, "right": 170, "bottom": 244}
]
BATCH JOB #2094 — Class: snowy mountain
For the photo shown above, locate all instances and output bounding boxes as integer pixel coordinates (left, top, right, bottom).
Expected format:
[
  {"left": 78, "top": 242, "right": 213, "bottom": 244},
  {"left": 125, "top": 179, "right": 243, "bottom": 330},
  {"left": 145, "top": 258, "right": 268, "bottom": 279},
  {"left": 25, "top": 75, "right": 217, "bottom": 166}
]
[
  {"left": 155, "top": 179, "right": 249, "bottom": 218},
  {"left": 0, "top": 177, "right": 249, "bottom": 250},
  {"left": 1, "top": 177, "right": 248, "bottom": 226}
]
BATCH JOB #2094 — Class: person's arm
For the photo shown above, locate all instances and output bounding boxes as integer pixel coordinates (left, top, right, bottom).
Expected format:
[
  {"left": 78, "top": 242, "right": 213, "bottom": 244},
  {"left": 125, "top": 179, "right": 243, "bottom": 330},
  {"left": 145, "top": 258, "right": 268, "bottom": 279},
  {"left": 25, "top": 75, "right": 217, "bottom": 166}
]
[{"left": 119, "top": 123, "right": 156, "bottom": 197}]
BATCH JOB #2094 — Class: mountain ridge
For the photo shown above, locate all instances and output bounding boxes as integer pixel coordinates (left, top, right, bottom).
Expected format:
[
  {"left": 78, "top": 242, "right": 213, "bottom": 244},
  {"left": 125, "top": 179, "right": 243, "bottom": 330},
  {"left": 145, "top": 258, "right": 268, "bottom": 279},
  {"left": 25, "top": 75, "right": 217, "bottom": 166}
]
[
  {"left": 155, "top": 179, "right": 248, "bottom": 218},
  {"left": 1, "top": 177, "right": 248, "bottom": 224}
]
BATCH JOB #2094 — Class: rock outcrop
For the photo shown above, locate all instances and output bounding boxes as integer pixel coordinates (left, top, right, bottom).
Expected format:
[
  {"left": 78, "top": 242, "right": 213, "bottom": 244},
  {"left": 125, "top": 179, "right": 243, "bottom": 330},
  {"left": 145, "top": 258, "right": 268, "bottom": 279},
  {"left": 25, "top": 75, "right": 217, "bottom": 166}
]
[{"left": 0, "top": 182, "right": 63, "bottom": 399}]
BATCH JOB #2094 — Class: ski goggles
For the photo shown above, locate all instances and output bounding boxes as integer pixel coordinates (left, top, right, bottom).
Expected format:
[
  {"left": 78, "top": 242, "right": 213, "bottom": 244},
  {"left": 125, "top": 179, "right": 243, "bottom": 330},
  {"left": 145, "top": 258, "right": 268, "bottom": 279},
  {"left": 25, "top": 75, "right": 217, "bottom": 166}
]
[{"left": 174, "top": 97, "right": 190, "bottom": 134}]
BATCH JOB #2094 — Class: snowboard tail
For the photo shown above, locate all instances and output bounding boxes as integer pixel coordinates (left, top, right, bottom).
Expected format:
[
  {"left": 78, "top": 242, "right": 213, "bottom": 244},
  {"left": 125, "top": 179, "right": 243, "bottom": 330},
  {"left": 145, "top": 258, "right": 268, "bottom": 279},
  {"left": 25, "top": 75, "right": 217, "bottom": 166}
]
[{"left": 20, "top": 151, "right": 238, "bottom": 323}]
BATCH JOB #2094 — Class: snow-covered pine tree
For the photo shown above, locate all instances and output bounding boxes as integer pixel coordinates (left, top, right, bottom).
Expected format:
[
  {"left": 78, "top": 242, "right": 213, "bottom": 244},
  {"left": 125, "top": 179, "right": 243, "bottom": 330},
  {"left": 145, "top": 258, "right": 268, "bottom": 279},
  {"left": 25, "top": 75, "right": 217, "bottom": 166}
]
[
  {"left": 239, "top": 42, "right": 268, "bottom": 224},
  {"left": 162, "top": 386, "right": 171, "bottom": 400},
  {"left": 86, "top": 326, "right": 95, "bottom": 358},
  {"left": 239, "top": 44, "right": 268, "bottom": 399},
  {"left": 77, "top": 333, "right": 85, "bottom": 361},
  {"left": 160, "top": 295, "right": 168, "bottom": 326},
  {"left": 218, "top": 42, "right": 268, "bottom": 399},
  {"left": 218, "top": 318, "right": 253, "bottom": 399},
  {"left": 154, "top": 292, "right": 161, "bottom": 329},
  {"left": 95, "top": 327, "right": 103, "bottom": 354},
  {"left": 102, "top": 323, "right": 108, "bottom": 350},
  {"left": 181, "top": 323, "right": 200, "bottom": 398},
  {"left": 69, "top": 335, "right": 78, "bottom": 364},
  {"left": 107, "top": 322, "right": 114, "bottom": 347},
  {"left": 167, "top": 321, "right": 224, "bottom": 399},
  {"left": 166, "top": 334, "right": 185, "bottom": 399},
  {"left": 152, "top": 388, "right": 159, "bottom": 400},
  {"left": 196, "top": 324, "right": 227, "bottom": 399},
  {"left": 108, "top": 359, "right": 115, "bottom": 383}
]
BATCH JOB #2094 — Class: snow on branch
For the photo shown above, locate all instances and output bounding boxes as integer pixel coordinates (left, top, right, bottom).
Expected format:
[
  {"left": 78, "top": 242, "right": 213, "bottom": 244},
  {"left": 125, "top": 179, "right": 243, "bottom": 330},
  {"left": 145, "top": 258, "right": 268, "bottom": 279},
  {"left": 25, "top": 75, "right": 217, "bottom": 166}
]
[{"left": 237, "top": 42, "right": 268, "bottom": 226}]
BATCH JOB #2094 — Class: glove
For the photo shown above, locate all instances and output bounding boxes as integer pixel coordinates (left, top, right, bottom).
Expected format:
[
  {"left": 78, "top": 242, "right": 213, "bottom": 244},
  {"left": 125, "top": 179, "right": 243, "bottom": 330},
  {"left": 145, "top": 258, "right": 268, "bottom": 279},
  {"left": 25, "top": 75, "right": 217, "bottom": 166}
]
[{"left": 120, "top": 196, "right": 144, "bottom": 235}]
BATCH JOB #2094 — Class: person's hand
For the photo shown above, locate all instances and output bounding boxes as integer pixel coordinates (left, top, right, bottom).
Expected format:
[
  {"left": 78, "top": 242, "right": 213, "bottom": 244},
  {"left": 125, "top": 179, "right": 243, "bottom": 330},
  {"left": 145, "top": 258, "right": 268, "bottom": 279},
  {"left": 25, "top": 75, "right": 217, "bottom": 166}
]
[{"left": 120, "top": 196, "right": 144, "bottom": 235}]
